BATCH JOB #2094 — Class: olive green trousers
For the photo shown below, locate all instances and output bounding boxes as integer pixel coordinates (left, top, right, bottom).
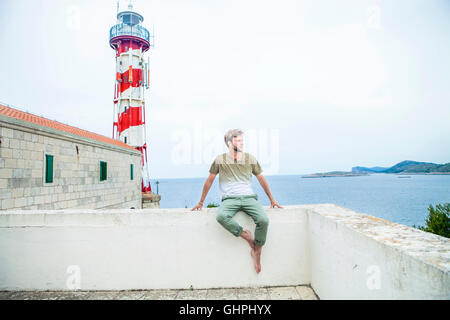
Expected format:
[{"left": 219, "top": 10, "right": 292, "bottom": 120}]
[{"left": 216, "top": 194, "right": 269, "bottom": 246}]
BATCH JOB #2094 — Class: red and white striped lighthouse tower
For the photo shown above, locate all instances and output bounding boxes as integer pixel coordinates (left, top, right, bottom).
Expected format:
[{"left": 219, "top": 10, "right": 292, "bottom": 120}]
[{"left": 109, "top": 1, "right": 153, "bottom": 193}]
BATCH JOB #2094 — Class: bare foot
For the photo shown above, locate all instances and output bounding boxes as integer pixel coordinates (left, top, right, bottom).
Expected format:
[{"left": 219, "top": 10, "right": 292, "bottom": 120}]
[
  {"left": 240, "top": 230, "right": 255, "bottom": 250},
  {"left": 250, "top": 249, "right": 261, "bottom": 273}
]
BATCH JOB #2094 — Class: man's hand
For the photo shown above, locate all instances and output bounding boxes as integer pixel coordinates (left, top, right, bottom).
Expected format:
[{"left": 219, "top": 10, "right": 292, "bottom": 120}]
[
  {"left": 256, "top": 174, "right": 282, "bottom": 209},
  {"left": 193, "top": 174, "right": 216, "bottom": 212},
  {"left": 191, "top": 202, "right": 203, "bottom": 211},
  {"left": 270, "top": 200, "right": 283, "bottom": 209}
]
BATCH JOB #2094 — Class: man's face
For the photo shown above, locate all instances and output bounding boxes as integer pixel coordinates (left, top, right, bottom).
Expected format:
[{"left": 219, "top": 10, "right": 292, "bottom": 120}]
[{"left": 230, "top": 135, "right": 244, "bottom": 152}]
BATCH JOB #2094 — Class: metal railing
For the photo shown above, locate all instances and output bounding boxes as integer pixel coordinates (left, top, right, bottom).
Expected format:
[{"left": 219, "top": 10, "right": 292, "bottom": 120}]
[{"left": 110, "top": 23, "right": 150, "bottom": 42}]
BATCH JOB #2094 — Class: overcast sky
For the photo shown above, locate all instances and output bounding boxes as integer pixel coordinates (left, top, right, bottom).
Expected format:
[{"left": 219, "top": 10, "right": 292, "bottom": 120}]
[{"left": 1, "top": 0, "right": 449, "bottom": 179}]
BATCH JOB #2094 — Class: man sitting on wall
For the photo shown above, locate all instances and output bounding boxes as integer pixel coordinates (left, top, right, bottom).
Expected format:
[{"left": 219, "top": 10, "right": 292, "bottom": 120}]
[{"left": 191, "top": 129, "right": 283, "bottom": 273}]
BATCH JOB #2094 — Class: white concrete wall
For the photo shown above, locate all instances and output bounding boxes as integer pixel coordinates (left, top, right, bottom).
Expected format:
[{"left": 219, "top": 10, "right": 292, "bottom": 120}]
[
  {"left": 308, "top": 204, "right": 450, "bottom": 299},
  {"left": 0, "top": 207, "right": 310, "bottom": 291},
  {"left": 0, "top": 205, "right": 448, "bottom": 299}
]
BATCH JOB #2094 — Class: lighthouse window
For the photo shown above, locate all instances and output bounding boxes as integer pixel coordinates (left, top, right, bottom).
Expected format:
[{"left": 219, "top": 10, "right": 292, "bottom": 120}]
[
  {"left": 124, "top": 136, "right": 127, "bottom": 144},
  {"left": 122, "top": 14, "right": 140, "bottom": 26},
  {"left": 130, "top": 164, "right": 134, "bottom": 180},
  {"left": 124, "top": 107, "right": 127, "bottom": 113},
  {"left": 123, "top": 14, "right": 131, "bottom": 25},
  {"left": 100, "top": 161, "right": 107, "bottom": 182},
  {"left": 45, "top": 154, "right": 54, "bottom": 184},
  {"left": 132, "top": 15, "right": 140, "bottom": 25}
]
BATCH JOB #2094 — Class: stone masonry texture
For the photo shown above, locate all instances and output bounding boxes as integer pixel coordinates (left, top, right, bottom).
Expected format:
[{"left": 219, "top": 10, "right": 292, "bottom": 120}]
[{"left": 0, "top": 122, "right": 142, "bottom": 210}]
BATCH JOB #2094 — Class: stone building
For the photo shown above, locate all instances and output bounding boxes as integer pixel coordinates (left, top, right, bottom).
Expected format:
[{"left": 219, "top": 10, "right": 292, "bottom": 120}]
[{"left": 0, "top": 104, "right": 143, "bottom": 210}]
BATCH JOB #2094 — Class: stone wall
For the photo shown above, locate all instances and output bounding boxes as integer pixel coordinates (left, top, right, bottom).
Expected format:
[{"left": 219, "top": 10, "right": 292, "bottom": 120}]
[
  {"left": 142, "top": 192, "right": 161, "bottom": 208},
  {"left": 0, "top": 117, "right": 142, "bottom": 210}
]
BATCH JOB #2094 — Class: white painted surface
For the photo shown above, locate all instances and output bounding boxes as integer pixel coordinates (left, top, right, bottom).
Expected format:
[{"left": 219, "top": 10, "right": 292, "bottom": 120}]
[
  {"left": 120, "top": 125, "right": 144, "bottom": 147},
  {"left": 308, "top": 204, "right": 450, "bottom": 299},
  {"left": 0, "top": 207, "right": 309, "bottom": 291},
  {"left": 0, "top": 204, "right": 448, "bottom": 299}
]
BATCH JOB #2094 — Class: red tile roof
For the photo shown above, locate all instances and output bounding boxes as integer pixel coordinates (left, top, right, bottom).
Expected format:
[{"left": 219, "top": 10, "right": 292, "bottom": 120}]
[{"left": 0, "top": 104, "right": 137, "bottom": 151}]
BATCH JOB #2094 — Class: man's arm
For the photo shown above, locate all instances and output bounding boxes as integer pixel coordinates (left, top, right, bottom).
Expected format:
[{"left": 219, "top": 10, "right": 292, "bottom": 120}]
[
  {"left": 255, "top": 174, "right": 283, "bottom": 208},
  {"left": 191, "top": 173, "right": 216, "bottom": 211}
]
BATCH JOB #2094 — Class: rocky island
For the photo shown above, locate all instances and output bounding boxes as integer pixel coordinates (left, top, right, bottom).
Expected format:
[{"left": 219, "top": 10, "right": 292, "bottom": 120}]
[
  {"left": 302, "top": 171, "right": 369, "bottom": 178},
  {"left": 302, "top": 160, "right": 450, "bottom": 178}
]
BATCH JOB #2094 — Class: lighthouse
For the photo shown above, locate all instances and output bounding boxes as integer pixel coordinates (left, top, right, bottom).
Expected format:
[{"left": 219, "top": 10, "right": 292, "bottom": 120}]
[{"left": 109, "top": 1, "right": 153, "bottom": 193}]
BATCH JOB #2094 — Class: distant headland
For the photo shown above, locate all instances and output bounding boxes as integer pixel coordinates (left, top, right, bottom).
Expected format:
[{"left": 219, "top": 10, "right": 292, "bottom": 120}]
[{"left": 302, "top": 160, "right": 450, "bottom": 178}]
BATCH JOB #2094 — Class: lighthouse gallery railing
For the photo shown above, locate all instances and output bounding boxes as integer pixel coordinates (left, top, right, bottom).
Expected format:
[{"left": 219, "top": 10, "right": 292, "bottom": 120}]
[{"left": 110, "top": 23, "right": 150, "bottom": 42}]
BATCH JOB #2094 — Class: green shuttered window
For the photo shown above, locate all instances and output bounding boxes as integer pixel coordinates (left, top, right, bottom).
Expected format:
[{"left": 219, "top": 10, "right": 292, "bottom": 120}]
[
  {"left": 100, "top": 161, "right": 107, "bottom": 181},
  {"left": 45, "top": 154, "right": 54, "bottom": 183},
  {"left": 130, "top": 164, "right": 134, "bottom": 180}
]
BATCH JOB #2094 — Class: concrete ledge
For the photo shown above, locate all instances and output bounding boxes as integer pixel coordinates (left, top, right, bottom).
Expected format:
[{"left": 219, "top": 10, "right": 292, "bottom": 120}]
[
  {"left": 0, "top": 204, "right": 448, "bottom": 299},
  {"left": 0, "top": 285, "right": 319, "bottom": 300}
]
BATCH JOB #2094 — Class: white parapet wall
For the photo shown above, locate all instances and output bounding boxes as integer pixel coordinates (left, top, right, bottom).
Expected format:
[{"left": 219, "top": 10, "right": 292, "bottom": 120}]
[
  {"left": 0, "top": 207, "right": 311, "bottom": 291},
  {"left": 308, "top": 204, "right": 449, "bottom": 299},
  {"left": 0, "top": 204, "right": 448, "bottom": 299}
]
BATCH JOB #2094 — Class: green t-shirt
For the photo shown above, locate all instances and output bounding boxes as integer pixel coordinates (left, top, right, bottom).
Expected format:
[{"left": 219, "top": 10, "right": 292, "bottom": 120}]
[{"left": 209, "top": 152, "right": 263, "bottom": 197}]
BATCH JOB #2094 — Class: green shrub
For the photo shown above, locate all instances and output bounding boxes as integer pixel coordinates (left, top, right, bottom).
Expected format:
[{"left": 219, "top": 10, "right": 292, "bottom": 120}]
[
  {"left": 206, "top": 202, "right": 219, "bottom": 208},
  {"left": 413, "top": 203, "right": 450, "bottom": 238}
]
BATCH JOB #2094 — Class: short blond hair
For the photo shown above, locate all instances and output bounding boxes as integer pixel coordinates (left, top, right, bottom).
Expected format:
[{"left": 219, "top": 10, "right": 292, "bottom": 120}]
[{"left": 224, "top": 129, "right": 244, "bottom": 147}]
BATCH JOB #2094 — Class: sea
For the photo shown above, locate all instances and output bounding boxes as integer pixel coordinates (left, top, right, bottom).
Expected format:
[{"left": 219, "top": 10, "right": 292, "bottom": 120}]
[{"left": 150, "top": 173, "right": 450, "bottom": 227}]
